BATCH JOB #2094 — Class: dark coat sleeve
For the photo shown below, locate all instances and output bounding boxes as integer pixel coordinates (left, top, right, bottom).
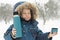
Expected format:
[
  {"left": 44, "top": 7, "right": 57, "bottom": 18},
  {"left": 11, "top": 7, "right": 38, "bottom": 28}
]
[
  {"left": 32, "top": 20, "right": 52, "bottom": 40},
  {"left": 4, "top": 24, "right": 14, "bottom": 40},
  {"left": 35, "top": 26, "right": 52, "bottom": 40}
]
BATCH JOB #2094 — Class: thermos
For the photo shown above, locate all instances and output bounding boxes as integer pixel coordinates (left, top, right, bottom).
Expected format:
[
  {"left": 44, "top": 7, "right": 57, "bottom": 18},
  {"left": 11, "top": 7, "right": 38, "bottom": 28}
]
[{"left": 13, "top": 12, "right": 22, "bottom": 38}]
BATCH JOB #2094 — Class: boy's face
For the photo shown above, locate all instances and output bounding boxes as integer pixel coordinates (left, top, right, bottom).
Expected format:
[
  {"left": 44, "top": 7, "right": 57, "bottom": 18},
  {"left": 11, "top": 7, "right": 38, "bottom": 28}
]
[{"left": 21, "top": 9, "right": 31, "bottom": 21}]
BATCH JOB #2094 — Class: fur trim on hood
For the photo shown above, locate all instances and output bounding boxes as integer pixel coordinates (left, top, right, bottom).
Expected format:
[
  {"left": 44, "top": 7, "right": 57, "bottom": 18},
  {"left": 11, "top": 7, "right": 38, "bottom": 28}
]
[{"left": 14, "top": 2, "right": 39, "bottom": 19}]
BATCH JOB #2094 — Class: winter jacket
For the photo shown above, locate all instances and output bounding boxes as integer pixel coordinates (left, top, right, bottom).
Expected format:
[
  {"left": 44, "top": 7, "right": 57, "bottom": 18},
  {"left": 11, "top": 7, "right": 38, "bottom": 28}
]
[{"left": 4, "top": 20, "right": 52, "bottom": 40}]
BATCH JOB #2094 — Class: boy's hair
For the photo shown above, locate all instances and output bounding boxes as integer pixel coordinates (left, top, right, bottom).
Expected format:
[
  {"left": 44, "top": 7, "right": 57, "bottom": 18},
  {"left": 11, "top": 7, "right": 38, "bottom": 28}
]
[{"left": 15, "top": 2, "right": 39, "bottom": 20}]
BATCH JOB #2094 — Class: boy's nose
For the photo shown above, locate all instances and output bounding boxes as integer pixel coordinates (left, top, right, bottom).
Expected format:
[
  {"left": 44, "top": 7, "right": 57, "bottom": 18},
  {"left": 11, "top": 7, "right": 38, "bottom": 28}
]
[
  {"left": 26, "top": 15, "right": 29, "bottom": 17},
  {"left": 26, "top": 14, "right": 29, "bottom": 16}
]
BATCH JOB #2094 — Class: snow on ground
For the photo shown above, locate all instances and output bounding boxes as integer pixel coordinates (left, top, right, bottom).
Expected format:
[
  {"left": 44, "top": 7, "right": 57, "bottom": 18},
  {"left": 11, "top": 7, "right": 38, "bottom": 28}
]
[{"left": 0, "top": 19, "right": 60, "bottom": 40}]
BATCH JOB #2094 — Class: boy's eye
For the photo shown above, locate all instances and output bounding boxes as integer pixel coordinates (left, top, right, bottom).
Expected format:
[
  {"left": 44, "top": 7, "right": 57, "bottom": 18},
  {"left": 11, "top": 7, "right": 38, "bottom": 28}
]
[{"left": 23, "top": 13, "right": 30, "bottom": 14}]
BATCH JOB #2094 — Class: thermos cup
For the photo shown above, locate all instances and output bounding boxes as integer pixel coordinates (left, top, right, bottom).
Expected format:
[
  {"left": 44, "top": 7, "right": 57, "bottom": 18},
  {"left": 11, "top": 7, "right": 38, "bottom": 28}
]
[{"left": 51, "top": 28, "right": 58, "bottom": 34}]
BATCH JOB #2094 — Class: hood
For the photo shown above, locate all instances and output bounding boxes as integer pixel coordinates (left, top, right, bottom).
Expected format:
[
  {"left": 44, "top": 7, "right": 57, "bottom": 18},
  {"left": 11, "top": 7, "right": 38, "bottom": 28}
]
[{"left": 13, "top": 1, "right": 39, "bottom": 20}]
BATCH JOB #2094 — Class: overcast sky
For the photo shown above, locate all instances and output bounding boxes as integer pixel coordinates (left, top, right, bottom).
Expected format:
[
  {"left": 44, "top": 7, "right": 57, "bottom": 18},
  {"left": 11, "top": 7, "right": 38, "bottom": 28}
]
[{"left": 0, "top": 0, "right": 49, "bottom": 6}]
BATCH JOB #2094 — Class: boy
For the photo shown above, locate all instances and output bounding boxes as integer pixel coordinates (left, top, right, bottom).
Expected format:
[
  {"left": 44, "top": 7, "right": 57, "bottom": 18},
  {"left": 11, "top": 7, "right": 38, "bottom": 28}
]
[{"left": 4, "top": 2, "right": 57, "bottom": 40}]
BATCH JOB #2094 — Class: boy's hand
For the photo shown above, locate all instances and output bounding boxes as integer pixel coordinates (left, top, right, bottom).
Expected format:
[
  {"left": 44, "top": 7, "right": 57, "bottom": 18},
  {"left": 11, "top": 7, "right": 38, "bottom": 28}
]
[
  {"left": 11, "top": 28, "right": 16, "bottom": 38},
  {"left": 48, "top": 32, "right": 57, "bottom": 38}
]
